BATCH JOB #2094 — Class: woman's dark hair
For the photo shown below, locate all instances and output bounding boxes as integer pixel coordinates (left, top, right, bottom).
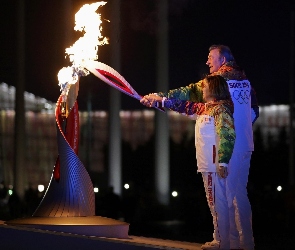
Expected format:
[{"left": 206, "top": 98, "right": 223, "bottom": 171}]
[{"left": 205, "top": 75, "right": 231, "bottom": 101}]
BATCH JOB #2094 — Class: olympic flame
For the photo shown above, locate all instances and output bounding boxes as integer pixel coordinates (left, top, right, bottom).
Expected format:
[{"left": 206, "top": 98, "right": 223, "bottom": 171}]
[
  {"left": 57, "top": 1, "right": 108, "bottom": 117},
  {"left": 57, "top": 1, "right": 164, "bottom": 115}
]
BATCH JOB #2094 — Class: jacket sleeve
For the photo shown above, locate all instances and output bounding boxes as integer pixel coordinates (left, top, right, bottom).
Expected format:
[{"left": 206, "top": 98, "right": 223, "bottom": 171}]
[
  {"left": 251, "top": 86, "right": 259, "bottom": 124},
  {"left": 163, "top": 98, "right": 205, "bottom": 118},
  {"left": 157, "top": 80, "right": 205, "bottom": 103},
  {"left": 213, "top": 106, "right": 236, "bottom": 165}
]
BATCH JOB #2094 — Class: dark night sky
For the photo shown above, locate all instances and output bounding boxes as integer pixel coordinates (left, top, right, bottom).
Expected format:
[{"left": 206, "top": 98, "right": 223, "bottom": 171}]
[{"left": 1, "top": 0, "right": 294, "bottom": 110}]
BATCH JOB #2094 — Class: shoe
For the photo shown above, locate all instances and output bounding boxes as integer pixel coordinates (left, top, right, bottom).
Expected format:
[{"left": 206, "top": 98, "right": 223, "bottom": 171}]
[
  {"left": 201, "top": 240, "right": 238, "bottom": 249},
  {"left": 201, "top": 241, "right": 220, "bottom": 249}
]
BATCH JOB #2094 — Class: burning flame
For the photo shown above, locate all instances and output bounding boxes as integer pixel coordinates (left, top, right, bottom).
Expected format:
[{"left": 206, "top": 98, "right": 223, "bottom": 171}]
[
  {"left": 66, "top": 2, "right": 108, "bottom": 65},
  {"left": 58, "top": 1, "right": 108, "bottom": 101}
]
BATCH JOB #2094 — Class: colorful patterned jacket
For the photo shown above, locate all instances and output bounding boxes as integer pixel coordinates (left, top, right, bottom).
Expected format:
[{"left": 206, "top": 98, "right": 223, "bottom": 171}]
[
  {"left": 158, "top": 61, "right": 258, "bottom": 152},
  {"left": 158, "top": 61, "right": 259, "bottom": 123},
  {"left": 163, "top": 98, "right": 235, "bottom": 171}
]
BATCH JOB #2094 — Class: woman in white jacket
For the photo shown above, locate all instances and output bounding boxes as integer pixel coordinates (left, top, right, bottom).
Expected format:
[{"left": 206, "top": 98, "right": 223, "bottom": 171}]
[{"left": 141, "top": 75, "right": 236, "bottom": 249}]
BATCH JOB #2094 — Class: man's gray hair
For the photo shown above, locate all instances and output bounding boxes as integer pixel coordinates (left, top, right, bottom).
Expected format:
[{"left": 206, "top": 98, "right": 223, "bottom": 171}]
[{"left": 209, "top": 45, "right": 235, "bottom": 62}]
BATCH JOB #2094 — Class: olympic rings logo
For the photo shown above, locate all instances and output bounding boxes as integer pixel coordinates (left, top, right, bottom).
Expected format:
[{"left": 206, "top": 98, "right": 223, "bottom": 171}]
[{"left": 232, "top": 90, "right": 250, "bottom": 104}]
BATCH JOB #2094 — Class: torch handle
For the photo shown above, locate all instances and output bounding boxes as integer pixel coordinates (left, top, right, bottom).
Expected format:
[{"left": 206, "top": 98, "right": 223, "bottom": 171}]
[{"left": 84, "top": 61, "right": 165, "bottom": 112}]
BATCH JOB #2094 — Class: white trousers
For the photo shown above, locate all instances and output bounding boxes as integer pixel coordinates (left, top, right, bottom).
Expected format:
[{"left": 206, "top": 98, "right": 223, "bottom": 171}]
[
  {"left": 227, "top": 151, "right": 254, "bottom": 250},
  {"left": 202, "top": 172, "right": 231, "bottom": 249},
  {"left": 202, "top": 151, "right": 254, "bottom": 250}
]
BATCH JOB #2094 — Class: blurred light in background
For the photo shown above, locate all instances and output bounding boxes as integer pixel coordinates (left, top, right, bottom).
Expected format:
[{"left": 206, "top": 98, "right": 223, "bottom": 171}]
[
  {"left": 277, "top": 186, "right": 282, "bottom": 192},
  {"left": 38, "top": 185, "right": 45, "bottom": 192},
  {"left": 172, "top": 191, "right": 178, "bottom": 197}
]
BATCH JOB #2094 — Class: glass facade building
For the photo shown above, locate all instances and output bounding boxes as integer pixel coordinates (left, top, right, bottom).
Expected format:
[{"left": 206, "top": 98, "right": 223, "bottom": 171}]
[{"left": 0, "top": 82, "right": 291, "bottom": 191}]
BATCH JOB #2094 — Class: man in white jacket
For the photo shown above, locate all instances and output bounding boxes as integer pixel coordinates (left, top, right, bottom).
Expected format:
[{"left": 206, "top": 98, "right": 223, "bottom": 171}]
[{"left": 142, "top": 45, "right": 259, "bottom": 250}]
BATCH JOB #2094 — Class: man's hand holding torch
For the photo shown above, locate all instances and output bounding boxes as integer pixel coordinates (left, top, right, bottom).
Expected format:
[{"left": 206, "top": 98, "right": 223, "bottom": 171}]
[{"left": 140, "top": 94, "right": 164, "bottom": 108}]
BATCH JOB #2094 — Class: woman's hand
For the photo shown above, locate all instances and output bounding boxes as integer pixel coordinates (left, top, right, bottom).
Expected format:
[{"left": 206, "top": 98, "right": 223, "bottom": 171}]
[
  {"left": 217, "top": 165, "right": 228, "bottom": 178},
  {"left": 140, "top": 94, "right": 163, "bottom": 108}
]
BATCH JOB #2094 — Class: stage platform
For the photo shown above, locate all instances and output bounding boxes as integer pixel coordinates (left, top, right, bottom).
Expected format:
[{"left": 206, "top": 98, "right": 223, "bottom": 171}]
[{"left": 0, "top": 220, "right": 203, "bottom": 250}]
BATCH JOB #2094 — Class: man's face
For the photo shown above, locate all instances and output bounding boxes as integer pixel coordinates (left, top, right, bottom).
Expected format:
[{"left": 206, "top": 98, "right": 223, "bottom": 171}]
[{"left": 206, "top": 49, "right": 224, "bottom": 73}]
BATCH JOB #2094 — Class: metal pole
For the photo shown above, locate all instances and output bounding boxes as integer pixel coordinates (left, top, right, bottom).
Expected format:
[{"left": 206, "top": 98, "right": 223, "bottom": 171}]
[
  {"left": 108, "top": 0, "right": 122, "bottom": 196},
  {"left": 14, "top": 0, "right": 26, "bottom": 198},
  {"left": 289, "top": 8, "right": 295, "bottom": 187},
  {"left": 155, "top": 0, "right": 170, "bottom": 205}
]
